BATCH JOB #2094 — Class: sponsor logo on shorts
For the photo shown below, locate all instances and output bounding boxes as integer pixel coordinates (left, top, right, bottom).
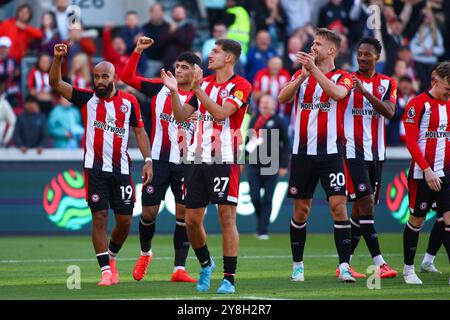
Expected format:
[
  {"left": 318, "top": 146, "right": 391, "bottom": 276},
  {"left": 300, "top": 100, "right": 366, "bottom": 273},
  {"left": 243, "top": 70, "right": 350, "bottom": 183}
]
[
  {"left": 358, "top": 184, "right": 367, "bottom": 192},
  {"left": 420, "top": 202, "right": 428, "bottom": 211},
  {"left": 290, "top": 187, "right": 298, "bottom": 195},
  {"left": 218, "top": 191, "right": 225, "bottom": 198},
  {"left": 146, "top": 186, "right": 154, "bottom": 194},
  {"left": 91, "top": 194, "right": 100, "bottom": 203}
]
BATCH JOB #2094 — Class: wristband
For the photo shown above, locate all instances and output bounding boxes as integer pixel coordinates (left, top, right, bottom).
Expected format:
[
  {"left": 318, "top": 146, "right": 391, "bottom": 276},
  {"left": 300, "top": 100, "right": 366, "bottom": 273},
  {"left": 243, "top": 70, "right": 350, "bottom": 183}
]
[{"left": 145, "top": 157, "right": 152, "bottom": 163}]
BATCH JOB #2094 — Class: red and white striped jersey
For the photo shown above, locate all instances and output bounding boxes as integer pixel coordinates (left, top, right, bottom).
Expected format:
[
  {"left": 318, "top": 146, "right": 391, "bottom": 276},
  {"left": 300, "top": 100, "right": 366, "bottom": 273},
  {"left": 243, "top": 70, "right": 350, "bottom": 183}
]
[
  {"left": 403, "top": 92, "right": 450, "bottom": 179},
  {"left": 27, "top": 68, "right": 51, "bottom": 94},
  {"left": 344, "top": 72, "right": 397, "bottom": 161},
  {"left": 70, "top": 88, "right": 144, "bottom": 174},
  {"left": 253, "top": 68, "right": 292, "bottom": 115},
  {"left": 292, "top": 69, "right": 353, "bottom": 156},
  {"left": 71, "top": 74, "right": 91, "bottom": 90},
  {"left": 187, "top": 74, "right": 252, "bottom": 163},
  {"left": 140, "top": 79, "right": 196, "bottom": 164}
]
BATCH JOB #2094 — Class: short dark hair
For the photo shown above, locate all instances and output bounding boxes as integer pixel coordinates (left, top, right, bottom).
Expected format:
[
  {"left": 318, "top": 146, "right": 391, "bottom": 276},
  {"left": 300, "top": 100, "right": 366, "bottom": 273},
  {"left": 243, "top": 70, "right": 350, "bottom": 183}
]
[
  {"left": 215, "top": 39, "right": 242, "bottom": 60},
  {"left": 126, "top": 10, "right": 138, "bottom": 16},
  {"left": 434, "top": 61, "right": 450, "bottom": 84},
  {"left": 315, "top": 28, "right": 342, "bottom": 50},
  {"left": 24, "top": 95, "right": 39, "bottom": 105},
  {"left": 177, "top": 52, "right": 201, "bottom": 66},
  {"left": 358, "top": 37, "right": 382, "bottom": 54}
]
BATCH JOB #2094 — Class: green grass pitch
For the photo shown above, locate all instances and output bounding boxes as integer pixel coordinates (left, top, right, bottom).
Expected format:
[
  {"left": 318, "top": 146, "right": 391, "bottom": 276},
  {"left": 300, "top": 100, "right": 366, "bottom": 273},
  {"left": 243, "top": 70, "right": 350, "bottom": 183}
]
[{"left": 0, "top": 233, "right": 448, "bottom": 300}]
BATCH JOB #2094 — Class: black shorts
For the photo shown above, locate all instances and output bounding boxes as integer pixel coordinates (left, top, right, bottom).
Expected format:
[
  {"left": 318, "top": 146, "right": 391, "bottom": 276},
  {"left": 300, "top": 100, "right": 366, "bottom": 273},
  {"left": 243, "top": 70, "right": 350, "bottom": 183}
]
[
  {"left": 84, "top": 169, "right": 135, "bottom": 215},
  {"left": 184, "top": 163, "right": 240, "bottom": 209},
  {"left": 142, "top": 160, "right": 184, "bottom": 206},
  {"left": 408, "top": 177, "right": 450, "bottom": 217},
  {"left": 345, "top": 158, "right": 383, "bottom": 203},
  {"left": 288, "top": 154, "right": 347, "bottom": 199}
]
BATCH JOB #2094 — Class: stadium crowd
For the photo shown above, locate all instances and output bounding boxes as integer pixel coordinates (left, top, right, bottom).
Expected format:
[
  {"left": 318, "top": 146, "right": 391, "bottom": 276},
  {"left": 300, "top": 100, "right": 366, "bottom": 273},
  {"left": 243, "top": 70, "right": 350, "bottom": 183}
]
[{"left": 0, "top": 0, "right": 449, "bottom": 150}]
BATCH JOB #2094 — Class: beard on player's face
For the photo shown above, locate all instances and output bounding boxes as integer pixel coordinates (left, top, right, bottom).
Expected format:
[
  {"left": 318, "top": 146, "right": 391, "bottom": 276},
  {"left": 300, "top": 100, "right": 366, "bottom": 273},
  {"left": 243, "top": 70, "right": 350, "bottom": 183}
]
[{"left": 94, "top": 82, "right": 114, "bottom": 98}]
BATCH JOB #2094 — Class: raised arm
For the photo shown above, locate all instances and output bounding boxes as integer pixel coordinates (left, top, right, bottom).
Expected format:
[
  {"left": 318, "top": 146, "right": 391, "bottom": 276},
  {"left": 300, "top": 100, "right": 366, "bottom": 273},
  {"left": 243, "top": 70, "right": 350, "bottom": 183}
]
[
  {"left": 297, "top": 52, "right": 350, "bottom": 100},
  {"left": 161, "top": 69, "right": 196, "bottom": 122},
  {"left": 49, "top": 44, "right": 73, "bottom": 101}
]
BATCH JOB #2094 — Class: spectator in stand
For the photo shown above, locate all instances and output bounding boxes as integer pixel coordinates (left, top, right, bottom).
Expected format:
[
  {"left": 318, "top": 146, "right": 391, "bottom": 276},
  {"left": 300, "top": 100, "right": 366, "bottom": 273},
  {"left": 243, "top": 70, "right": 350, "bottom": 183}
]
[
  {"left": 159, "top": 5, "right": 196, "bottom": 72},
  {"left": 246, "top": 30, "right": 278, "bottom": 83},
  {"left": 142, "top": 3, "right": 169, "bottom": 77},
  {"left": 282, "top": 35, "right": 304, "bottom": 75},
  {"left": 48, "top": 96, "right": 83, "bottom": 149},
  {"left": 386, "top": 76, "right": 416, "bottom": 146},
  {"left": 0, "top": 77, "right": 16, "bottom": 147},
  {"left": 392, "top": 58, "right": 420, "bottom": 93},
  {"left": 201, "top": 22, "right": 228, "bottom": 61},
  {"left": 223, "top": 0, "right": 251, "bottom": 61},
  {"left": 280, "top": 0, "right": 312, "bottom": 36},
  {"left": 410, "top": 5, "right": 445, "bottom": 91},
  {"left": 102, "top": 24, "right": 129, "bottom": 79},
  {"left": 63, "top": 23, "right": 96, "bottom": 76},
  {"left": 253, "top": 56, "right": 291, "bottom": 125},
  {"left": 13, "top": 95, "right": 48, "bottom": 154},
  {"left": 244, "top": 94, "right": 289, "bottom": 240},
  {"left": 0, "top": 36, "right": 20, "bottom": 110},
  {"left": 0, "top": 4, "right": 43, "bottom": 62},
  {"left": 36, "top": 11, "right": 61, "bottom": 57},
  {"left": 254, "top": 0, "right": 287, "bottom": 52},
  {"left": 205, "top": 0, "right": 227, "bottom": 33},
  {"left": 27, "top": 53, "right": 53, "bottom": 117},
  {"left": 69, "top": 53, "right": 91, "bottom": 89},
  {"left": 120, "top": 11, "right": 147, "bottom": 76},
  {"left": 318, "top": 0, "right": 350, "bottom": 35},
  {"left": 53, "top": 0, "right": 71, "bottom": 41}
]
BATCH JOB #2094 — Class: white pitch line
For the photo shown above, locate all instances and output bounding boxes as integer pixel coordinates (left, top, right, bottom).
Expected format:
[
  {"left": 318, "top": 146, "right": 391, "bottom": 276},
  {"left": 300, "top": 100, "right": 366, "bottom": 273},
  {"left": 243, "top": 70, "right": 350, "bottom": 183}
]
[{"left": 0, "top": 253, "right": 408, "bottom": 264}]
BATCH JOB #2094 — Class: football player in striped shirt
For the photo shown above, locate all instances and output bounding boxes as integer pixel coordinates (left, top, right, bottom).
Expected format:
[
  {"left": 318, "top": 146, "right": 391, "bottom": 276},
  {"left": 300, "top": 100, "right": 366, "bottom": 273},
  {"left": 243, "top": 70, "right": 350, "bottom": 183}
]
[
  {"left": 162, "top": 39, "right": 252, "bottom": 294},
  {"left": 402, "top": 61, "right": 450, "bottom": 285},
  {"left": 341, "top": 37, "right": 398, "bottom": 279},
  {"left": 278, "top": 28, "right": 355, "bottom": 283},
  {"left": 120, "top": 37, "right": 198, "bottom": 283},
  {"left": 50, "top": 44, "right": 153, "bottom": 286}
]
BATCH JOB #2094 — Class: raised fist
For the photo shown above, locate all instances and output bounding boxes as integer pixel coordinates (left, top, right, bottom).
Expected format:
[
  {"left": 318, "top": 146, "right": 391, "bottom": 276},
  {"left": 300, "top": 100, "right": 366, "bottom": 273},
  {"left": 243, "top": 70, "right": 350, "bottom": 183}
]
[{"left": 54, "top": 44, "right": 68, "bottom": 58}]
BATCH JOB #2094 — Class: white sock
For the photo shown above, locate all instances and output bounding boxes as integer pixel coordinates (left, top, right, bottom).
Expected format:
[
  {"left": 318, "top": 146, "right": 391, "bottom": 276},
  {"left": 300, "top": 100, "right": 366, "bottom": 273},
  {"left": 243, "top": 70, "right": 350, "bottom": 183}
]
[
  {"left": 293, "top": 261, "right": 303, "bottom": 269},
  {"left": 349, "top": 254, "right": 353, "bottom": 264},
  {"left": 173, "top": 266, "right": 185, "bottom": 272},
  {"left": 339, "top": 262, "right": 350, "bottom": 273},
  {"left": 403, "top": 264, "right": 415, "bottom": 273},
  {"left": 141, "top": 249, "right": 152, "bottom": 256},
  {"left": 372, "top": 255, "right": 386, "bottom": 267},
  {"left": 422, "top": 253, "right": 435, "bottom": 265}
]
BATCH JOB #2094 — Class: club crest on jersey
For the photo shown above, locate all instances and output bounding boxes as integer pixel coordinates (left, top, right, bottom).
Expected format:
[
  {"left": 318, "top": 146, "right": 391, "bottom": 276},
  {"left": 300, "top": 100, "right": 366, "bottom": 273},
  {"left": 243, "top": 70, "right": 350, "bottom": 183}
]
[
  {"left": 120, "top": 104, "right": 129, "bottom": 113},
  {"left": 343, "top": 78, "right": 351, "bottom": 88},
  {"left": 407, "top": 107, "right": 416, "bottom": 118},
  {"left": 91, "top": 194, "right": 100, "bottom": 203},
  {"left": 146, "top": 186, "right": 154, "bottom": 194},
  {"left": 219, "top": 89, "right": 229, "bottom": 99},
  {"left": 377, "top": 85, "right": 386, "bottom": 95}
]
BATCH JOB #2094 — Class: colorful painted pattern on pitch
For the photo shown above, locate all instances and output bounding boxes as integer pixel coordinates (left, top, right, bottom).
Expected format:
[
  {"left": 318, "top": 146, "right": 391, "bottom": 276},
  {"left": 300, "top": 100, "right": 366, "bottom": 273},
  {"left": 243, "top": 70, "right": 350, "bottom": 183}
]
[{"left": 42, "top": 170, "right": 91, "bottom": 230}]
